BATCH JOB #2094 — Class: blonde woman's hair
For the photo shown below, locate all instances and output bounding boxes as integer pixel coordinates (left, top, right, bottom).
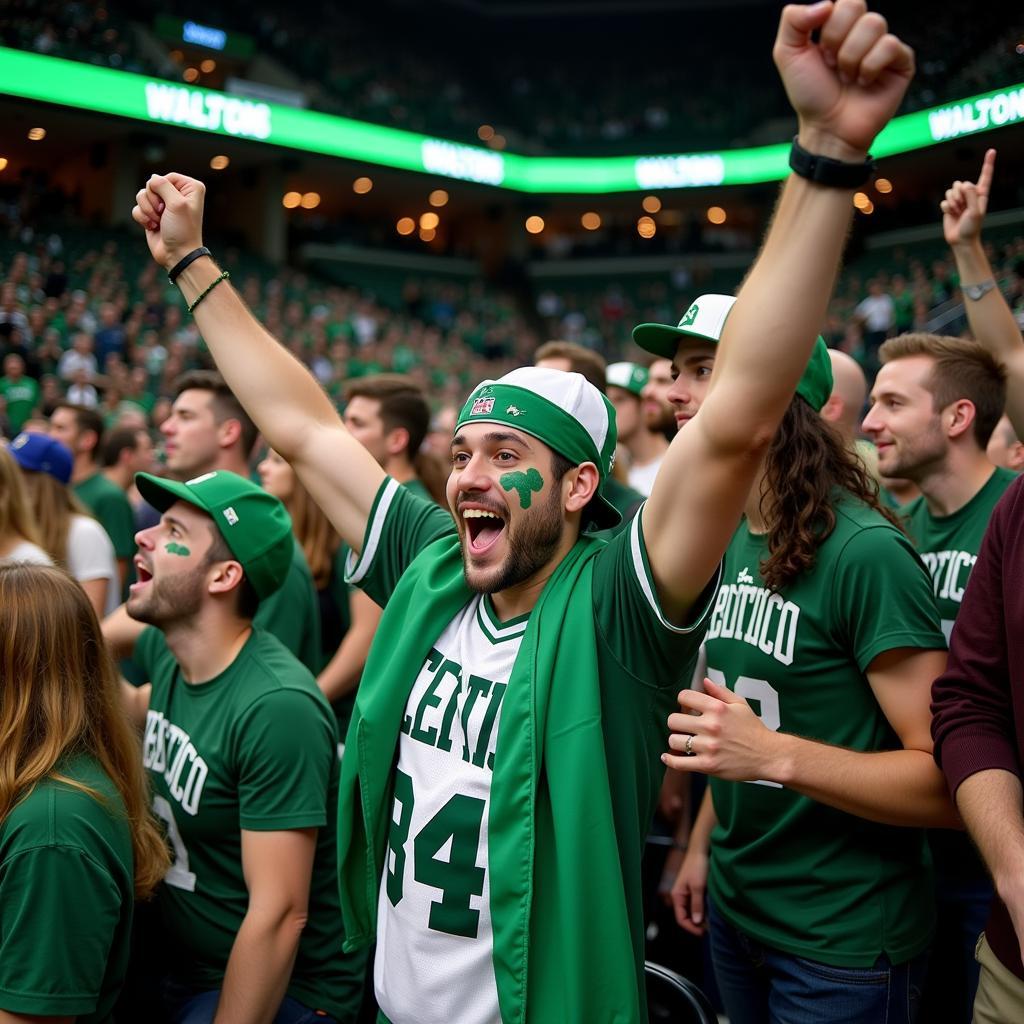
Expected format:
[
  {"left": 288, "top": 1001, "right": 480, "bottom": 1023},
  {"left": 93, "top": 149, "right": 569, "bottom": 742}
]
[
  {"left": 285, "top": 475, "right": 341, "bottom": 590},
  {"left": 0, "top": 446, "right": 43, "bottom": 549},
  {"left": 0, "top": 563, "right": 169, "bottom": 897},
  {"left": 19, "top": 469, "right": 87, "bottom": 567}
]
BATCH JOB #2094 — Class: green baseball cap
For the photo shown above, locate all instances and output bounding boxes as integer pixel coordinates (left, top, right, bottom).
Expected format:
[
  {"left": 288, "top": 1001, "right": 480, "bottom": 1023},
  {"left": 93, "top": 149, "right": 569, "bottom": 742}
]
[
  {"left": 632, "top": 293, "right": 834, "bottom": 412},
  {"left": 135, "top": 470, "right": 294, "bottom": 599},
  {"left": 606, "top": 361, "right": 649, "bottom": 397}
]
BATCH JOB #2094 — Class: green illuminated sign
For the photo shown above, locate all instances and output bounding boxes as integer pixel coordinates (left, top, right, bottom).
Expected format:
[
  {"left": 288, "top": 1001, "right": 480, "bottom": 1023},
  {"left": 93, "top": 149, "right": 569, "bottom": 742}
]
[{"left": 1, "top": 47, "right": 1020, "bottom": 194}]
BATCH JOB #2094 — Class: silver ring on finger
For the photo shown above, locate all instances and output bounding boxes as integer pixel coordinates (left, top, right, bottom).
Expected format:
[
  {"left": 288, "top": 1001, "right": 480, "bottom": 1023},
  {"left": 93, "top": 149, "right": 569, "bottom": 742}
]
[{"left": 684, "top": 734, "right": 696, "bottom": 757}]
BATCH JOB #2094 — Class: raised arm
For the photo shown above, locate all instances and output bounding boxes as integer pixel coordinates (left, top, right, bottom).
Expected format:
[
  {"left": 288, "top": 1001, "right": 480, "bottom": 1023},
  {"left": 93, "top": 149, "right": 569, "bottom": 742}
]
[
  {"left": 941, "top": 149, "right": 1024, "bottom": 438},
  {"left": 130, "top": 179, "right": 384, "bottom": 551},
  {"left": 643, "top": 0, "right": 915, "bottom": 620}
]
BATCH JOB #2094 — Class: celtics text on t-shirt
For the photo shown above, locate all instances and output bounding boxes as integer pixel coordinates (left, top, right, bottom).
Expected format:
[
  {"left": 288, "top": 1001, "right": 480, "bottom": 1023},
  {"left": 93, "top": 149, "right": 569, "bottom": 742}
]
[
  {"left": 704, "top": 496, "right": 946, "bottom": 968},
  {"left": 903, "top": 467, "right": 1016, "bottom": 641}
]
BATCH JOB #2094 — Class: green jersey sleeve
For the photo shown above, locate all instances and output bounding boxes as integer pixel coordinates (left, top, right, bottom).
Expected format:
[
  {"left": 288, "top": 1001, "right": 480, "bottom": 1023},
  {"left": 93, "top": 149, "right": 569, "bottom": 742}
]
[
  {"left": 0, "top": 846, "right": 122, "bottom": 1015},
  {"left": 831, "top": 524, "right": 947, "bottom": 670},
  {"left": 592, "top": 505, "right": 720, "bottom": 688},
  {"left": 345, "top": 477, "right": 456, "bottom": 607},
  {"left": 234, "top": 690, "right": 337, "bottom": 831}
]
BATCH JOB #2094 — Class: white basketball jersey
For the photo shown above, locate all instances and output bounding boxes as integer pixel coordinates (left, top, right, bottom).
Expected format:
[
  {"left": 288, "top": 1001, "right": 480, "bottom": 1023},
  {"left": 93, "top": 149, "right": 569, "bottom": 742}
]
[{"left": 374, "top": 593, "right": 528, "bottom": 1024}]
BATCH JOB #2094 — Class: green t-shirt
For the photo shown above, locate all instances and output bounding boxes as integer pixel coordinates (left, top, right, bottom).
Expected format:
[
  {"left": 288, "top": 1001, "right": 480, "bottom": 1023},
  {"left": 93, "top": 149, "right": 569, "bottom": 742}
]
[
  {"left": 705, "top": 496, "right": 946, "bottom": 967},
  {"left": 74, "top": 473, "right": 137, "bottom": 561},
  {"left": 903, "top": 466, "right": 1017, "bottom": 642},
  {"left": 134, "top": 627, "right": 364, "bottom": 1020},
  {"left": 902, "top": 465, "right": 1016, "bottom": 880},
  {"left": 0, "top": 754, "right": 134, "bottom": 1023},
  {"left": 0, "top": 376, "right": 39, "bottom": 435},
  {"left": 254, "top": 537, "right": 323, "bottom": 674},
  {"left": 347, "top": 482, "right": 718, "bottom": 1007}
]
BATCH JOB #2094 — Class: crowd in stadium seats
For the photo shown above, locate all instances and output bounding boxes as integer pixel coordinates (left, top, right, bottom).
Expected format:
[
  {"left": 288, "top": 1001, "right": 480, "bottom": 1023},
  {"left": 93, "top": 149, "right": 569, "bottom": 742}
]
[{"left": 5, "top": 0, "right": 1020, "bottom": 152}]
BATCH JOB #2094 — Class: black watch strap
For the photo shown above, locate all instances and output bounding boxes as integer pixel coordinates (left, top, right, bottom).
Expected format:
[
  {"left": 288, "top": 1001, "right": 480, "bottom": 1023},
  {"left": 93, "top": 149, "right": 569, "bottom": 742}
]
[
  {"left": 789, "top": 137, "right": 876, "bottom": 188},
  {"left": 168, "top": 246, "right": 212, "bottom": 284}
]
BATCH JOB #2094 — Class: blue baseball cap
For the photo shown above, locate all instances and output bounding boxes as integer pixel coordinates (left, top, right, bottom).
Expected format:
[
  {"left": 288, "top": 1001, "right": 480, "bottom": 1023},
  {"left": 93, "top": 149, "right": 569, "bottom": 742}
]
[{"left": 8, "top": 432, "right": 73, "bottom": 484}]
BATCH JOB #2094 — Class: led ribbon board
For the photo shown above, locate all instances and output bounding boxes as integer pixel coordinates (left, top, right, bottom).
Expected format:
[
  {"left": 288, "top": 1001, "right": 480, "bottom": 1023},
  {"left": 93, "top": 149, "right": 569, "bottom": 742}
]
[{"left": 1, "top": 47, "right": 1021, "bottom": 194}]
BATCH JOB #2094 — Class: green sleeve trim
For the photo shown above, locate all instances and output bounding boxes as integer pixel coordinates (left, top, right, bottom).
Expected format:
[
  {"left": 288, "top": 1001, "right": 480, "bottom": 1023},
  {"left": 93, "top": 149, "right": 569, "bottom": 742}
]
[
  {"left": 0, "top": 988, "right": 100, "bottom": 1013},
  {"left": 239, "top": 813, "right": 328, "bottom": 830},
  {"left": 856, "top": 630, "right": 948, "bottom": 674},
  {"left": 345, "top": 477, "right": 400, "bottom": 585},
  {"left": 631, "top": 504, "right": 722, "bottom": 634}
]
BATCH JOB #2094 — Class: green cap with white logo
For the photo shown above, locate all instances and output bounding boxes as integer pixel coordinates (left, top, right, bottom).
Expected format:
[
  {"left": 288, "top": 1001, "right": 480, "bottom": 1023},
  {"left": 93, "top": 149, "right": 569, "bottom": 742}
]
[
  {"left": 606, "top": 361, "right": 649, "bottom": 397},
  {"left": 632, "top": 293, "right": 834, "bottom": 412},
  {"left": 135, "top": 470, "right": 294, "bottom": 599}
]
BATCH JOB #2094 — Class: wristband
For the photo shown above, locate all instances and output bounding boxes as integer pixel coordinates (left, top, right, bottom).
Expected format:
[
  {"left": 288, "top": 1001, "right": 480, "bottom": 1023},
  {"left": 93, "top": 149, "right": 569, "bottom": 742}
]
[
  {"left": 187, "top": 271, "right": 230, "bottom": 315},
  {"left": 789, "top": 137, "right": 876, "bottom": 188},
  {"left": 963, "top": 279, "right": 996, "bottom": 302},
  {"left": 168, "top": 246, "right": 211, "bottom": 284}
]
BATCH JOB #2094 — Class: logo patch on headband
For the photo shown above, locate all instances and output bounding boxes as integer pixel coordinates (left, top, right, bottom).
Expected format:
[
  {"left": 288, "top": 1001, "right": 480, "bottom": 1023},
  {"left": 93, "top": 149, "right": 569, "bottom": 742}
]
[
  {"left": 471, "top": 397, "right": 495, "bottom": 415},
  {"left": 506, "top": 405, "right": 523, "bottom": 417},
  {"left": 223, "top": 507, "right": 239, "bottom": 526},
  {"left": 679, "top": 303, "right": 699, "bottom": 327}
]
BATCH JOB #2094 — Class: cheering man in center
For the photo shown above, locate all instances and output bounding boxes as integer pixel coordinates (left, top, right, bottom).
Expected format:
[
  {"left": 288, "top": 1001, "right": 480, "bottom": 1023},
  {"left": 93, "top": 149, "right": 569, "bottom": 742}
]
[{"left": 130, "top": 2, "right": 915, "bottom": 1018}]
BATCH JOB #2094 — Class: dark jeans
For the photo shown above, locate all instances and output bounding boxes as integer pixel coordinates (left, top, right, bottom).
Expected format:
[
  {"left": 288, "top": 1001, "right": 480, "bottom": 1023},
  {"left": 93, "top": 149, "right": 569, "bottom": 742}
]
[
  {"left": 919, "top": 868, "right": 991, "bottom": 1023},
  {"left": 163, "top": 981, "right": 337, "bottom": 1024},
  {"left": 708, "top": 900, "right": 928, "bottom": 1024}
]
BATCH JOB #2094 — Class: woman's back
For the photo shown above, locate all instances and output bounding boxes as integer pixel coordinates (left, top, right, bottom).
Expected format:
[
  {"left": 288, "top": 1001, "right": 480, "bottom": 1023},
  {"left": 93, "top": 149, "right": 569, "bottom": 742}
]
[{"left": 0, "top": 753, "right": 135, "bottom": 1024}]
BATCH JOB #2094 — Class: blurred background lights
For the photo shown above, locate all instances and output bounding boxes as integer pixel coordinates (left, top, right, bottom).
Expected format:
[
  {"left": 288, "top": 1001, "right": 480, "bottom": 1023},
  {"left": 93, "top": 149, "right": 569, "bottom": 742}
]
[
  {"left": 581, "top": 212, "right": 601, "bottom": 230},
  {"left": 300, "top": 192, "right": 320, "bottom": 209},
  {"left": 419, "top": 211, "right": 440, "bottom": 230},
  {"left": 428, "top": 189, "right": 449, "bottom": 207},
  {"left": 209, "top": 155, "right": 229, "bottom": 170},
  {"left": 642, "top": 195, "right": 661, "bottom": 214},
  {"left": 707, "top": 206, "right": 726, "bottom": 224},
  {"left": 396, "top": 217, "right": 415, "bottom": 235},
  {"left": 27, "top": 127, "right": 46, "bottom": 141},
  {"left": 353, "top": 176, "right": 373, "bottom": 194},
  {"left": 525, "top": 215, "right": 545, "bottom": 234},
  {"left": 282, "top": 191, "right": 302, "bottom": 209},
  {"left": 637, "top": 216, "right": 656, "bottom": 238},
  {"left": 875, "top": 178, "right": 893, "bottom": 194}
]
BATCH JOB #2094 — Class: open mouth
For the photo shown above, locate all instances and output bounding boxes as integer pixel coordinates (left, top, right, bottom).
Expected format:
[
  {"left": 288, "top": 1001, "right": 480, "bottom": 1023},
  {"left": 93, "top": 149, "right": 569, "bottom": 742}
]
[
  {"left": 131, "top": 558, "right": 154, "bottom": 591},
  {"left": 462, "top": 507, "right": 507, "bottom": 558}
]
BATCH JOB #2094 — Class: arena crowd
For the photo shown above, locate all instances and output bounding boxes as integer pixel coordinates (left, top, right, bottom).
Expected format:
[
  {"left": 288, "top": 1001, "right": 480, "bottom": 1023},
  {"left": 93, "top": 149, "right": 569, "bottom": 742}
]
[{"left": 3, "top": 4, "right": 1024, "bottom": 1024}]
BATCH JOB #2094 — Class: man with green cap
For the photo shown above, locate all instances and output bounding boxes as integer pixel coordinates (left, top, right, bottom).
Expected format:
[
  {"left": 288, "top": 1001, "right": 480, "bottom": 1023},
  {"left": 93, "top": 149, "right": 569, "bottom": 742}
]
[
  {"left": 654, "top": 295, "right": 952, "bottom": 1021},
  {"left": 606, "top": 361, "right": 667, "bottom": 497},
  {"left": 106, "top": 470, "right": 365, "bottom": 1022},
  {"left": 130, "top": 2, "right": 922, "bottom": 1018}
]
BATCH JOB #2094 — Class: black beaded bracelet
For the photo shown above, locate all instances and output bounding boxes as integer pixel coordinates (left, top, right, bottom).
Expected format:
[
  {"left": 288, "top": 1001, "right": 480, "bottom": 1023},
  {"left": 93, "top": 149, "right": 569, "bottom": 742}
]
[
  {"left": 167, "top": 246, "right": 211, "bottom": 284},
  {"left": 789, "top": 137, "right": 876, "bottom": 188}
]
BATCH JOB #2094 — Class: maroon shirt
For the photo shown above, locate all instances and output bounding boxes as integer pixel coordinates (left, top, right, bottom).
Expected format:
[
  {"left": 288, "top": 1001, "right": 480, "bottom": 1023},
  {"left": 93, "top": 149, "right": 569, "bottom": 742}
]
[{"left": 932, "top": 473, "right": 1024, "bottom": 979}]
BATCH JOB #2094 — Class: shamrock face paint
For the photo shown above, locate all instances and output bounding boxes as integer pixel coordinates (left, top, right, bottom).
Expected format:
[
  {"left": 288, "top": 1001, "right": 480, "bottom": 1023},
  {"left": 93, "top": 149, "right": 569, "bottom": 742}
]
[
  {"left": 165, "top": 542, "right": 191, "bottom": 557},
  {"left": 500, "top": 468, "right": 544, "bottom": 510}
]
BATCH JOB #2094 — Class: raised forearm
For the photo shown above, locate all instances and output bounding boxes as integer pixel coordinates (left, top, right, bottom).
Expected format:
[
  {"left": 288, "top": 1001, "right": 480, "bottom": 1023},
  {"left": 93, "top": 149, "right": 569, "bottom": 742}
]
[
  {"left": 951, "top": 239, "right": 1024, "bottom": 436},
  {"left": 176, "top": 256, "right": 340, "bottom": 461},
  {"left": 773, "top": 733, "right": 960, "bottom": 829},
  {"left": 707, "top": 166, "right": 855, "bottom": 451},
  {"left": 213, "top": 907, "right": 305, "bottom": 1024}
]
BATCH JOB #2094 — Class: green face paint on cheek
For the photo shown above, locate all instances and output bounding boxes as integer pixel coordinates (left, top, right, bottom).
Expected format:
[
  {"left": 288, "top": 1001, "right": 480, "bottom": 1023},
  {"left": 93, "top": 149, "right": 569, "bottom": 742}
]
[
  {"left": 165, "top": 542, "right": 191, "bottom": 557},
  {"left": 500, "top": 468, "right": 544, "bottom": 510}
]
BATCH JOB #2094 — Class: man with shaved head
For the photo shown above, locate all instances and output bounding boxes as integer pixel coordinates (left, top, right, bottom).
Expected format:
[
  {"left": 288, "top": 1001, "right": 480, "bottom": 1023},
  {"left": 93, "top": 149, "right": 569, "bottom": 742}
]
[{"left": 821, "top": 348, "right": 867, "bottom": 444}]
